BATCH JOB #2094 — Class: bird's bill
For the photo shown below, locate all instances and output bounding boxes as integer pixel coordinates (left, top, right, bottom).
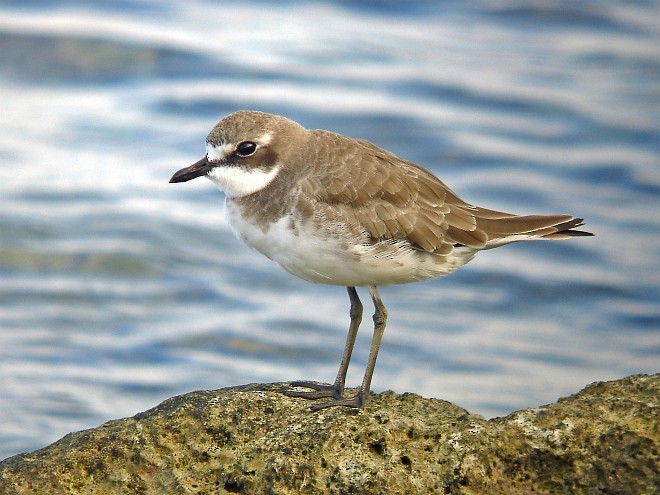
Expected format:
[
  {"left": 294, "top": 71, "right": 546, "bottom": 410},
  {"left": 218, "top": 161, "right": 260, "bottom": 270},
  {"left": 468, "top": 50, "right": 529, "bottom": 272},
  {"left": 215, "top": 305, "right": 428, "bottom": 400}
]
[{"left": 169, "top": 156, "right": 210, "bottom": 183}]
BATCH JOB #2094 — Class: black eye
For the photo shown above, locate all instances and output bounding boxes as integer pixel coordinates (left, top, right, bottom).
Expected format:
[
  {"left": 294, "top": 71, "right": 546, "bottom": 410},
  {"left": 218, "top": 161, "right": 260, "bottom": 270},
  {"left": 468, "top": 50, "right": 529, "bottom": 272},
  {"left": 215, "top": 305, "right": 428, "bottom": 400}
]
[{"left": 236, "top": 141, "right": 257, "bottom": 157}]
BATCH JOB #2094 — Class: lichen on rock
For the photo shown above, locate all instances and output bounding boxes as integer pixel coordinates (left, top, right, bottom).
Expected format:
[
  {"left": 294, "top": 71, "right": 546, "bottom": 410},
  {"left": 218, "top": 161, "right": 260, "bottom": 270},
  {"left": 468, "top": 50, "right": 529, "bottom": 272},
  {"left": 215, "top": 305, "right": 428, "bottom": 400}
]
[{"left": 0, "top": 375, "right": 657, "bottom": 494}]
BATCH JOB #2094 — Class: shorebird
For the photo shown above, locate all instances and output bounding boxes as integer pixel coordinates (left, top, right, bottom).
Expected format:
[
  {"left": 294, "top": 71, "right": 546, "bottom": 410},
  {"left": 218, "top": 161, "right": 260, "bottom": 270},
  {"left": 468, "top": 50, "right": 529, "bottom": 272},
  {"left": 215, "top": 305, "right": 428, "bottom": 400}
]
[{"left": 170, "top": 110, "right": 592, "bottom": 410}]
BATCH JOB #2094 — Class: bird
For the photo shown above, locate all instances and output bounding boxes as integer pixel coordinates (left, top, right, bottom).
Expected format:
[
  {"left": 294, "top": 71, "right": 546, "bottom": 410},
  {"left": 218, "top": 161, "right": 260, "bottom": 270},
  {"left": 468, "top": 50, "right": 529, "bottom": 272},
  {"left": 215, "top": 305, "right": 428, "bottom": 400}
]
[{"left": 170, "top": 110, "right": 592, "bottom": 411}]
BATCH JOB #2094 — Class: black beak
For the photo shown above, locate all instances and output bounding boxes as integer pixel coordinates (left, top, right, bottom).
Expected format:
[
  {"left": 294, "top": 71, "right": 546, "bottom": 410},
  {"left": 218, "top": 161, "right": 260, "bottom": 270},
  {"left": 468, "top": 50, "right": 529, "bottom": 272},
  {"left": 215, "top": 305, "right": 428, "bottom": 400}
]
[{"left": 169, "top": 157, "right": 211, "bottom": 183}]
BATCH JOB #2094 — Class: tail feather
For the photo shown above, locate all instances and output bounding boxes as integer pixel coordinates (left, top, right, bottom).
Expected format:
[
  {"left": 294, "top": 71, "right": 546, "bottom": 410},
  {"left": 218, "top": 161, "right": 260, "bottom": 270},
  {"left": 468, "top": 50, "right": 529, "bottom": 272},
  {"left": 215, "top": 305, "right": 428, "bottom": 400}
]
[
  {"left": 476, "top": 214, "right": 593, "bottom": 249},
  {"left": 543, "top": 217, "right": 593, "bottom": 239},
  {"left": 476, "top": 214, "right": 574, "bottom": 235}
]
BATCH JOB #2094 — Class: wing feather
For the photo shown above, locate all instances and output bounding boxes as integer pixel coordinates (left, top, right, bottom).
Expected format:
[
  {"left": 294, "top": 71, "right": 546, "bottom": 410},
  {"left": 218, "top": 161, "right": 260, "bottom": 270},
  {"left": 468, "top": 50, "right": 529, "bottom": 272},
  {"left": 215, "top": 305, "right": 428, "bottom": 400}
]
[{"left": 296, "top": 130, "right": 590, "bottom": 255}]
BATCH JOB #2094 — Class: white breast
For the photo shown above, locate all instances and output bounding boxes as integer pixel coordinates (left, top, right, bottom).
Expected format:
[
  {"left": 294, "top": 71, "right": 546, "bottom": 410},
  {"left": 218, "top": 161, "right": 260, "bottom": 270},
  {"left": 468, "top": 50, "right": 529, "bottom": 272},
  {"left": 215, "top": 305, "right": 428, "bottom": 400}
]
[{"left": 223, "top": 200, "right": 478, "bottom": 287}]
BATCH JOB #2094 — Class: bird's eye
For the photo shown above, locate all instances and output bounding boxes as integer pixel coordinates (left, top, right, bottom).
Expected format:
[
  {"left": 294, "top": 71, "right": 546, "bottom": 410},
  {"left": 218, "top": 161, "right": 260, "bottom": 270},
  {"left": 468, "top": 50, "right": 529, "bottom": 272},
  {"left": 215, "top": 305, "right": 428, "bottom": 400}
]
[{"left": 236, "top": 141, "right": 257, "bottom": 157}]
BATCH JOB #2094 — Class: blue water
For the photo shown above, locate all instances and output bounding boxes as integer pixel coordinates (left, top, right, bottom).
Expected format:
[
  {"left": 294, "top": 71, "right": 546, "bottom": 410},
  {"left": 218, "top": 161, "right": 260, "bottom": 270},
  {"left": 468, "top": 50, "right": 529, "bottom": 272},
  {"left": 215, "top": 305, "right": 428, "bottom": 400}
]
[{"left": 0, "top": 0, "right": 658, "bottom": 460}]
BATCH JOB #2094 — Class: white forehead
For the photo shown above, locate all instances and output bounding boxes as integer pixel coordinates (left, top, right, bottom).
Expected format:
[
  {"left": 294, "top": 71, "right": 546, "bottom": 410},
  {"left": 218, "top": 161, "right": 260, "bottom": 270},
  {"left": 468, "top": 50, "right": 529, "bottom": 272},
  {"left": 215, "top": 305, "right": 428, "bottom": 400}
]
[
  {"left": 205, "top": 142, "right": 233, "bottom": 162},
  {"left": 205, "top": 131, "right": 273, "bottom": 163}
]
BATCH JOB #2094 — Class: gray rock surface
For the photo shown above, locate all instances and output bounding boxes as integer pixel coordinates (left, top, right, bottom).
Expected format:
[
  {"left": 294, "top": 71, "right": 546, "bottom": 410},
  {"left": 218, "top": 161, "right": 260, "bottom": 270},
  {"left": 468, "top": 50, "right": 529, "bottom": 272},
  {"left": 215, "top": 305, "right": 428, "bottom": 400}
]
[{"left": 1, "top": 374, "right": 657, "bottom": 494}]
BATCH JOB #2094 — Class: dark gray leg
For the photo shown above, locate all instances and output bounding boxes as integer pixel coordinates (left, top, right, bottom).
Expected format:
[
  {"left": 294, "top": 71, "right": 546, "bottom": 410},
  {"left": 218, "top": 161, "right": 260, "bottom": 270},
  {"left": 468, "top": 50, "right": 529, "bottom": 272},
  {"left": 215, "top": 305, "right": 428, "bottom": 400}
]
[
  {"left": 287, "top": 286, "right": 387, "bottom": 411},
  {"left": 284, "top": 287, "right": 363, "bottom": 400},
  {"left": 356, "top": 286, "right": 387, "bottom": 403}
]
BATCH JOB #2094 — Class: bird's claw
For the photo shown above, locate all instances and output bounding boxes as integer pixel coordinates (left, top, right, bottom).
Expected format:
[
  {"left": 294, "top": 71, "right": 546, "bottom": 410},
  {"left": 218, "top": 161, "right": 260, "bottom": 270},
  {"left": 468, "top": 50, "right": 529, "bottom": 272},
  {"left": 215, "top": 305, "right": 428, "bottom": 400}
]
[{"left": 284, "top": 381, "right": 364, "bottom": 411}]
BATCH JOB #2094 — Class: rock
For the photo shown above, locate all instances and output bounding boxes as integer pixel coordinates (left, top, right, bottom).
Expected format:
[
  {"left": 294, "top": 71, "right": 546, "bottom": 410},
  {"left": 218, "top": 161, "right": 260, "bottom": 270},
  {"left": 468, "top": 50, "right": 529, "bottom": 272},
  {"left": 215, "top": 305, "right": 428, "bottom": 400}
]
[{"left": 1, "top": 375, "right": 657, "bottom": 495}]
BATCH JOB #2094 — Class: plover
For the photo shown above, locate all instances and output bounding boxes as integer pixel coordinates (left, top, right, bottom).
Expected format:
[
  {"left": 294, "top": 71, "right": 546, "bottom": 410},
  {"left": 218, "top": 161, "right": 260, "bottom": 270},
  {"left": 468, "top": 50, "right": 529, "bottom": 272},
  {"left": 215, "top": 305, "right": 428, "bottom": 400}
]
[{"left": 170, "top": 110, "right": 592, "bottom": 410}]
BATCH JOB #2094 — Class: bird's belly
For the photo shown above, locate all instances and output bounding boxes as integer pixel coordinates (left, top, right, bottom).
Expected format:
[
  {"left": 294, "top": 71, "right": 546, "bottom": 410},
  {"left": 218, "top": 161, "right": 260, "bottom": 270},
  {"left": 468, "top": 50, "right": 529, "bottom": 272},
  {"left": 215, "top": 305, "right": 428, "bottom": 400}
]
[{"left": 225, "top": 202, "right": 477, "bottom": 287}]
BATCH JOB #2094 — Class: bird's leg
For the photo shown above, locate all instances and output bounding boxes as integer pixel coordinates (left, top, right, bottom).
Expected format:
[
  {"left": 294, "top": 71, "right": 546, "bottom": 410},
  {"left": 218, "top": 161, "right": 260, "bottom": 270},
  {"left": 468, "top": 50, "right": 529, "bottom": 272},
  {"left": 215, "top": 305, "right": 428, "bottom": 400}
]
[
  {"left": 356, "top": 286, "right": 387, "bottom": 404},
  {"left": 304, "top": 286, "right": 387, "bottom": 411},
  {"left": 284, "top": 287, "right": 363, "bottom": 400},
  {"left": 331, "top": 286, "right": 363, "bottom": 393}
]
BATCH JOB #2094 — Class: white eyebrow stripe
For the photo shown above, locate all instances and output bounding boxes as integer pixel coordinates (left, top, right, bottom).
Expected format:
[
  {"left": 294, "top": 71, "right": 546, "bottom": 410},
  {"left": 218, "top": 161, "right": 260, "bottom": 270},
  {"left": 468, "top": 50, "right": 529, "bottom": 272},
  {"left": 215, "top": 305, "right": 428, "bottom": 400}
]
[
  {"left": 254, "top": 132, "right": 273, "bottom": 146},
  {"left": 205, "top": 142, "right": 233, "bottom": 162},
  {"left": 205, "top": 132, "right": 271, "bottom": 162}
]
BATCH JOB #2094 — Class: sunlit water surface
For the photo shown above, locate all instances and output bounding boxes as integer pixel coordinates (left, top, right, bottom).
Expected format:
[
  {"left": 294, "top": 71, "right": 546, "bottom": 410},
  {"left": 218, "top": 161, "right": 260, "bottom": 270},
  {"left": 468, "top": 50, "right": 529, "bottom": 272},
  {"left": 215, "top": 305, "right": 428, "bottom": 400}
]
[{"left": 0, "top": 0, "right": 658, "bottom": 459}]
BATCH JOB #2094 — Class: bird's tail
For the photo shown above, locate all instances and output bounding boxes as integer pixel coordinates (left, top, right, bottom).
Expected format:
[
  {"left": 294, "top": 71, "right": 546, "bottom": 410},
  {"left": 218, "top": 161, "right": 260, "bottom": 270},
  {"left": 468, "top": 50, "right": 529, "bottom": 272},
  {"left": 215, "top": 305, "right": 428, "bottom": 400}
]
[{"left": 472, "top": 211, "right": 593, "bottom": 249}]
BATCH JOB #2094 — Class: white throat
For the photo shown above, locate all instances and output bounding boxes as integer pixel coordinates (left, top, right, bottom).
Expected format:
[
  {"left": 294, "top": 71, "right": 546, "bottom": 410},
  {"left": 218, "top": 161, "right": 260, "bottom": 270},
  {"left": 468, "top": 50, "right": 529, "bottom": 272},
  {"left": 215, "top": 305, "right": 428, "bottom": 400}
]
[{"left": 206, "top": 163, "right": 280, "bottom": 198}]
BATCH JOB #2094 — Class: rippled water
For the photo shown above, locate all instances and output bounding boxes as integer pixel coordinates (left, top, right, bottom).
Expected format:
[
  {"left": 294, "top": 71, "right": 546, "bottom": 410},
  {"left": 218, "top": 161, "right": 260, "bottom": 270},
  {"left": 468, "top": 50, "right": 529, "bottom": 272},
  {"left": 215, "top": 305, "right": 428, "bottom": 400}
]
[{"left": 1, "top": 0, "right": 658, "bottom": 460}]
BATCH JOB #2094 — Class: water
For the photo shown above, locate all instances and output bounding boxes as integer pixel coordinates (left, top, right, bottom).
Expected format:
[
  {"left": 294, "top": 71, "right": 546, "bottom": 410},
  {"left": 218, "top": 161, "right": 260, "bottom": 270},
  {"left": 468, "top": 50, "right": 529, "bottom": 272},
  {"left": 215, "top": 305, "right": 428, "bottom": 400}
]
[{"left": 0, "top": 0, "right": 658, "bottom": 460}]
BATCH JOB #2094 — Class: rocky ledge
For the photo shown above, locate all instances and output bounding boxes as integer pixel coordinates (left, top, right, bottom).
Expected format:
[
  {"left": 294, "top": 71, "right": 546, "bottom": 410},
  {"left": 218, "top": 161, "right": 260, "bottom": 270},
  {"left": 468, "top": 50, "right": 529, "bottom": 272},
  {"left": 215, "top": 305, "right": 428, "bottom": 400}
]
[{"left": 0, "top": 374, "right": 657, "bottom": 495}]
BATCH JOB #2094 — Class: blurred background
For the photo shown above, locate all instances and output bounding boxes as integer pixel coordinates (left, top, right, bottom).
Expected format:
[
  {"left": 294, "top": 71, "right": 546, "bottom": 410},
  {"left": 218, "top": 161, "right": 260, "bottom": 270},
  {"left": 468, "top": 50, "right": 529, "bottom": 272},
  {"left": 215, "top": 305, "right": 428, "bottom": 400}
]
[{"left": 0, "top": 0, "right": 658, "bottom": 460}]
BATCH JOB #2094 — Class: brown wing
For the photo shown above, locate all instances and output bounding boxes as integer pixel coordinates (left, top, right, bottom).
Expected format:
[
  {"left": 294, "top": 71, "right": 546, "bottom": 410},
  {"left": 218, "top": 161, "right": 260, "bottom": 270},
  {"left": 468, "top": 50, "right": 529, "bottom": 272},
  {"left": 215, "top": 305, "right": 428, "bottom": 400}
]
[{"left": 298, "top": 131, "right": 589, "bottom": 254}]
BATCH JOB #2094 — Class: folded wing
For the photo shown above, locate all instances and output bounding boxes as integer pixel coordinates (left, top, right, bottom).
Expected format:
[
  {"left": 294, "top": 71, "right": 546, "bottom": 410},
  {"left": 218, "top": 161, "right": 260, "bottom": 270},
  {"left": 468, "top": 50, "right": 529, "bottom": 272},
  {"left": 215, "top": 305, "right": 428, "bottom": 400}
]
[{"left": 299, "top": 133, "right": 591, "bottom": 255}]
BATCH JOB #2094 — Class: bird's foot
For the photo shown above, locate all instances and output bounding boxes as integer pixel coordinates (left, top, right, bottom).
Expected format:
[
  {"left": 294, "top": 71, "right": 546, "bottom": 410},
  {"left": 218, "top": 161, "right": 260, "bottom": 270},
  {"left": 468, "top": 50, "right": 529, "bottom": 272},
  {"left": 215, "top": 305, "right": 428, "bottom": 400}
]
[
  {"left": 284, "top": 380, "right": 343, "bottom": 400},
  {"left": 307, "top": 391, "right": 365, "bottom": 411},
  {"left": 284, "top": 381, "right": 365, "bottom": 411}
]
